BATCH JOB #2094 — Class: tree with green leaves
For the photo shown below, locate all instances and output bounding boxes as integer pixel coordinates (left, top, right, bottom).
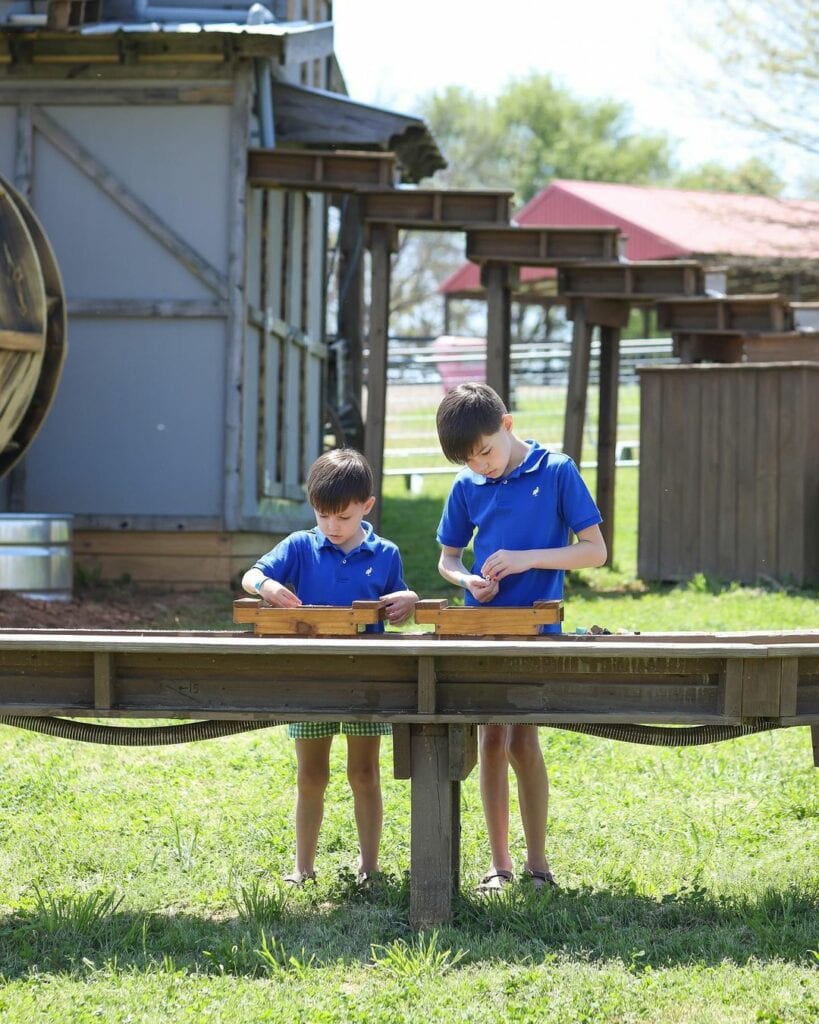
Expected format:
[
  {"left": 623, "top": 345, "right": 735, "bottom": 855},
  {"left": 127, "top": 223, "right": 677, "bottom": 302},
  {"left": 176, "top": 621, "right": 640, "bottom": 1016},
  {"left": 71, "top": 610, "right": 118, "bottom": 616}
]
[
  {"left": 684, "top": 0, "right": 818, "bottom": 191},
  {"left": 421, "top": 75, "right": 674, "bottom": 204}
]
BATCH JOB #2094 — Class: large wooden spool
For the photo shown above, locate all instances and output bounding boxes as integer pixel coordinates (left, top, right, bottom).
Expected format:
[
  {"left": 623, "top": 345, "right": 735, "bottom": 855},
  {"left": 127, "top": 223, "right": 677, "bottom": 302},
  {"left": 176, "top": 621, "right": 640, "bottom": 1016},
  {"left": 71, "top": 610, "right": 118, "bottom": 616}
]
[{"left": 0, "top": 174, "right": 67, "bottom": 479}]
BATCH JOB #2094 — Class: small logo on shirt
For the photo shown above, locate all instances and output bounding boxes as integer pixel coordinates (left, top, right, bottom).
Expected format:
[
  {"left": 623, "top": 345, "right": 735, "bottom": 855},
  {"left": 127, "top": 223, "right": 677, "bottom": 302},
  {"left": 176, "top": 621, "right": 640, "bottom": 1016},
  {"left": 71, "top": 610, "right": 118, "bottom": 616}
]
[
  {"left": 365, "top": 566, "right": 373, "bottom": 576},
  {"left": 532, "top": 486, "right": 540, "bottom": 497}
]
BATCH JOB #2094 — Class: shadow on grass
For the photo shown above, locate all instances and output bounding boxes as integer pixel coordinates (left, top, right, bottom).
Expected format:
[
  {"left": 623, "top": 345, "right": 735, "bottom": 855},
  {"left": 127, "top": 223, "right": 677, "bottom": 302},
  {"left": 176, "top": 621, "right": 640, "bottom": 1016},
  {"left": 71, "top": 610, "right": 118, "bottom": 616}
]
[{"left": 2, "top": 877, "right": 816, "bottom": 979}]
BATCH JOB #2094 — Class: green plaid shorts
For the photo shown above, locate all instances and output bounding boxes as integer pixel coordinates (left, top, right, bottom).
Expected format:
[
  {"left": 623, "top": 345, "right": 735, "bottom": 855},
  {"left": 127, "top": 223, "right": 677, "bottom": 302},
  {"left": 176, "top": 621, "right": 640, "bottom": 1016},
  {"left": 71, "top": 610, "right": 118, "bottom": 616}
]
[{"left": 288, "top": 721, "right": 392, "bottom": 740}]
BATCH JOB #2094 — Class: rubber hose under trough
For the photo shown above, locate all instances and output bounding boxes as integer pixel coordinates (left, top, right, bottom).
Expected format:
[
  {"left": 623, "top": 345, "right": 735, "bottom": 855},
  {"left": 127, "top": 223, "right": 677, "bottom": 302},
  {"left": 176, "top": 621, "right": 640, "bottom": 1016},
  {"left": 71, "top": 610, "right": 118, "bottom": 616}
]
[
  {"left": 0, "top": 717, "right": 282, "bottom": 745},
  {"left": 0, "top": 717, "right": 782, "bottom": 747},
  {"left": 549, "top": 721, "right": 782, "bottom": 746}
]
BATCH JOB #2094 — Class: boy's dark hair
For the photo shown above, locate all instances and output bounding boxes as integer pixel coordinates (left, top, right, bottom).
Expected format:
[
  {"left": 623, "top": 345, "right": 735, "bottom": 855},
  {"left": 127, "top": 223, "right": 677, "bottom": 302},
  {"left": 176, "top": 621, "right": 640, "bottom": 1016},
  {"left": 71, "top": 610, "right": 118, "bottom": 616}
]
[
  {"left": 306, "top": 448, "right": 373, "bottom": 513},
  {"left": 436, "top": 382, "right": 507, "bottom": 464}
]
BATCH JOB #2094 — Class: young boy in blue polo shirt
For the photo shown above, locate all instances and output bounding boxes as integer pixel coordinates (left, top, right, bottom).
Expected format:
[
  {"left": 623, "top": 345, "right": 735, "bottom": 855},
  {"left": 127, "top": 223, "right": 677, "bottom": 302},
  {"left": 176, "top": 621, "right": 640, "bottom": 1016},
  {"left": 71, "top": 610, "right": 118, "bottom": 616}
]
[
  {"left": 435, "top": 383, "right": 606, "bottom": 893},
  {"left": 242, "top": 448, "right": 417, "bottom": 886}
]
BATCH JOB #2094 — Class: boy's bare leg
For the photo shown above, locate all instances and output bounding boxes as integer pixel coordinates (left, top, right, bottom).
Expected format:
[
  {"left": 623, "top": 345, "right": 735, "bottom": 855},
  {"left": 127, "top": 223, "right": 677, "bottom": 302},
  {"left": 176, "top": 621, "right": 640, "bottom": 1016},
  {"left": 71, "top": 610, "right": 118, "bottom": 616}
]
[
  {"left": 507, "top": 724, "right": 551, "bottom": 877},
  {"left": 479, "top": 724, "right": 514, "bottom": 877},
  {"left": 293, "top": 736, "right": 333, "bottom": 876},
  {"left": 346, "top": 735, "right": 383, "bottom": 875}
]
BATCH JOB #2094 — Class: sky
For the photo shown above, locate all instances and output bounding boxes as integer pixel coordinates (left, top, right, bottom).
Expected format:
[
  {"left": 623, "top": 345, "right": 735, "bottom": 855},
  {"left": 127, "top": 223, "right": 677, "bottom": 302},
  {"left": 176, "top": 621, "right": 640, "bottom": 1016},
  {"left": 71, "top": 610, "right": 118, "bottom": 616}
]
[{"left": 332, "top": 0, "right": 809, "bottom": 192}]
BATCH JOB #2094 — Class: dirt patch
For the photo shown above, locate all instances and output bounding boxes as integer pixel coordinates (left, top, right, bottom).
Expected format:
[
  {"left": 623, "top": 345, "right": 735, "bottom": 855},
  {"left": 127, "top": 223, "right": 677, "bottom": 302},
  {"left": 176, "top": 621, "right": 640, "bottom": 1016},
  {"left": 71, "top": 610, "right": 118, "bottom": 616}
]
[{"left": 0, "top": 588, "right": 236, "bottom": 631}]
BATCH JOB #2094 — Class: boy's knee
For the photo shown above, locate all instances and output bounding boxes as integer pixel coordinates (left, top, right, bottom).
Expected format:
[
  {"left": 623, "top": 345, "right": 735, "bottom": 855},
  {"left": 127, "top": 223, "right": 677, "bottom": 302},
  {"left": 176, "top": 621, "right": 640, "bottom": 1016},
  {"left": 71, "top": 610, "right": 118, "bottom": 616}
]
[
  {"left": 347, "top": 762, "right": 380, "bottom": 795},
  {"left": 297, "top": 763, "right": 330, "bottom": 796},
  {"left": 507, "top": 729, "right": 544, "bottom": 770},
  {"left": 479, "top": 726, "right": 507, "bottom": 761}
]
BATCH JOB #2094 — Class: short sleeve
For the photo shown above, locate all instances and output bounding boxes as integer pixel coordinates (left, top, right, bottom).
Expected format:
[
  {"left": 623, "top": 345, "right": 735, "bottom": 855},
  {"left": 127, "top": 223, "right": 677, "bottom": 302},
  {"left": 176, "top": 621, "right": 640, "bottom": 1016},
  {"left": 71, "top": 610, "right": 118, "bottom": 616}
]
[
  {"left": 557, "top": 458, "right": 602, "bottom": 534},
  {"left": 436, "top": 480, "right": 474, "bottom": 549}
]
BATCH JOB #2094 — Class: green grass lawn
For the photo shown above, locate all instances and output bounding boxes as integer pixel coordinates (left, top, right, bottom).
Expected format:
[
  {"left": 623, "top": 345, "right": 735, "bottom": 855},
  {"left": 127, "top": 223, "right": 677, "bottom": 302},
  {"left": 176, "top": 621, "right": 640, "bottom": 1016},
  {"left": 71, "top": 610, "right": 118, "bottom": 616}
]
[{"left": 0, "top": 387, "right": 817, "bottom": 1022}]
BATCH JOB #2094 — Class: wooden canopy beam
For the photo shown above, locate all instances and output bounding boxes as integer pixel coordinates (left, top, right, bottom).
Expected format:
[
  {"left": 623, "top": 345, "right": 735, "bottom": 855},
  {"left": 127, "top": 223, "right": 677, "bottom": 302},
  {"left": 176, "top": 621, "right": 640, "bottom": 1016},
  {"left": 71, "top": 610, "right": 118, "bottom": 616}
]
[
  {"left": 656, "top": 295, "right": 792, "bottom": 334},
  {"left": 466, "top": 225, "right": 623, "bottom": 265},
  {"left": 247, "top": 148, "right": 398, "bottom": 192},
  {"left": 360, "top": 189, "right": 512, "bottom": 230},
  {"left": 558, "top": 260, "right": 705, "bottom": 300}
]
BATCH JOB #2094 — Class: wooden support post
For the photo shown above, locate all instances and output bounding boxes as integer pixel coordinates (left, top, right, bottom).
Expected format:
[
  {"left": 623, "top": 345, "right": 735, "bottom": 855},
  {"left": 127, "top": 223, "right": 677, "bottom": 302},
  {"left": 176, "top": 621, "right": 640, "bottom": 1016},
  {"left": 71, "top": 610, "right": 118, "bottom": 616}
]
[
  {"left": 563, "top": 301, "right": 593, "bottom": 465},
  {"left": 482, "top": 262, "right": 512, "bottom": 408},
  {"left": 365, "top": 223, "right": 394, "bottom": 531},
  {"left": 811, "top": 725, "right": 819, "bottom": 768},
  {"left": 596, "top": 325, "right": 620, "bottom": 564},
  {"left": 93, "top": 652, "right": 114, "bottom": 710},
  {"left": 337, "top": 195, "right": 364, "bottom": 408},
  {"left": 392, "top": 723, "right": 411, "bottom": 779},
  {"left": 410, "top": 724, "right": 455, "bottom": 929}
]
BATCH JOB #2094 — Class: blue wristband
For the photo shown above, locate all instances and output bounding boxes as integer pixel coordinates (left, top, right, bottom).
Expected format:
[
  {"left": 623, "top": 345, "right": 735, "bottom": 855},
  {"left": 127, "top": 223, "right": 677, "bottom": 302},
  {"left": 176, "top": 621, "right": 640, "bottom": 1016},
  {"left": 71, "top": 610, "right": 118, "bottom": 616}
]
[
  {"left": 459, "top": 575, "right": 467, "bottom": 588},
  {"left": 254, "top": 577, "right": 266, "bottom": 593}
]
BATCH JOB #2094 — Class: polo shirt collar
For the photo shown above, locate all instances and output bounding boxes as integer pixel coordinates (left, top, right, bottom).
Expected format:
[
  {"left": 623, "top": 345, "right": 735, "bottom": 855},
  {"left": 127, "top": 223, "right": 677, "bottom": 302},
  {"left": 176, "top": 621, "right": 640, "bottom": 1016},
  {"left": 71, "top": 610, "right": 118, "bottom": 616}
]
[
  {"left": 314, "top": 520, "right": 378, "bottom": 555},
  {"left": 466, "top": 441, "right": 549, "bottom": 485}
]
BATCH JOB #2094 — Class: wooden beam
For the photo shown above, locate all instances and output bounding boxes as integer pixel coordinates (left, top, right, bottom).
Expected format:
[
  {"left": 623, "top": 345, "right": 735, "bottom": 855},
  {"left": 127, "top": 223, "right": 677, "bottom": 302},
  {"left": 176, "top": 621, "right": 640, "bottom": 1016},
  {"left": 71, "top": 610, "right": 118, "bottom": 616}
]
[
  {"left": 248, "top": 147, "right": 397, "bottom": 192},
  {"left": 223, "top": 69, "right": 251, "bottom": 533},
  {"left": 596, "top": 325, "right": 620, "bottom": 565},
  {"left": 466, "top": 226, "right": 622, "bottom": 265},
  {"left": 364, "top": 223, "right": 394, "bottom": 529},
  {"left": 410, "top": 724, "right": 455, "bottom": 928},
  {"left": 360, "top": 188, "right": 512, "bottom": 229},
  {"left": 562, "top": 301, "right": 593, "bottom": 464},
  {"left": 656, "top": 295, "right": 792, "bottom": 334},
  {"left": 558, "top": 260, "right": 705, "bottom": 299},
  {"left": 67, "top": 299, "right": 227, "bottom": 319},
  {"left": 93, "top": 651, "right": 114, "bottom": 711},
  {"left": 482, "top": 262, "right": 513, "bottom": 407}
]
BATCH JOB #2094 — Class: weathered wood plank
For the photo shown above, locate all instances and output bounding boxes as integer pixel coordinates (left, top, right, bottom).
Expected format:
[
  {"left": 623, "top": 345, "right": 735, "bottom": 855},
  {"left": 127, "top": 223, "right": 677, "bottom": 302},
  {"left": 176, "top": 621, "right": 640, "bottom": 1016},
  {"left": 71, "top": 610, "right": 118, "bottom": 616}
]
[
  {"left": 483, "top": 262, "right": 513, "bottom": 406},
  {"left": 392, "top": 723, "right": 411, "bottom": 779},
  {"left": 740, "top": 658, "right": 782, "bottom": 718},
  {"left": 448, "top": 724, "right": 477, "bottom": 780},
  {"left": 466, "top": 226, "right": 621, "bottom": 264},
  {"left": 93, "top": 651, "right": 114, "bottom": 710},
  {"left": 410, "top": 725, "right": 454, "bottom": 928},
  {"left": 364, "top": 223, "right": 393, "bottom": 526},
  {"left": 596, "top": 325, "right": 619, "bottom": 563},
  {"left": 563, "top": 301, "right": 593, "bottom": 465},
  {"left": 417, "top": 656, "right": 437, "bottom": 714},
  {"left": 248, "top": 147, "right": 397, "bottom": 192}
]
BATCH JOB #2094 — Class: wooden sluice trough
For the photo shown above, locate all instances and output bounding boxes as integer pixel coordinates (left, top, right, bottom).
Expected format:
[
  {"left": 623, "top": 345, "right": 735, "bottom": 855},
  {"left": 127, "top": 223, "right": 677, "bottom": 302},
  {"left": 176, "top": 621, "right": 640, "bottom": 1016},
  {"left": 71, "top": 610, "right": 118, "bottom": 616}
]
[{"left": 0, "top": 606, "right": 816, "bottom": 928}]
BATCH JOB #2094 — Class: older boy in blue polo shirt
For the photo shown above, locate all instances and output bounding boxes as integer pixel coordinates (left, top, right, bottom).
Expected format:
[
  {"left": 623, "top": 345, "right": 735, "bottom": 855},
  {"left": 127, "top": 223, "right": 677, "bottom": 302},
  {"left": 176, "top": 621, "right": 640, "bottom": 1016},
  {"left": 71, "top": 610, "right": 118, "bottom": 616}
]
[
  {"left": 242, "top": 448, "right": 417, "bottom": 886},
  {"left": 435, "top": 383, "right": 606, "bottom": 893}
]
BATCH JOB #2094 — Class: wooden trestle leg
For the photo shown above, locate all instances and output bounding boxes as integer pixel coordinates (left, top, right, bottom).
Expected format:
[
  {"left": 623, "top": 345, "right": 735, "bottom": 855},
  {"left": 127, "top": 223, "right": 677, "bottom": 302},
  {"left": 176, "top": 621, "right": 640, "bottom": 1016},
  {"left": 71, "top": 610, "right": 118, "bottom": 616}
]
[
  {"left": 409, "top": 724, "right": 457, "bottom": 929},
  {"left": 812, "top": 725, "right": 819, "bottom": 768}
]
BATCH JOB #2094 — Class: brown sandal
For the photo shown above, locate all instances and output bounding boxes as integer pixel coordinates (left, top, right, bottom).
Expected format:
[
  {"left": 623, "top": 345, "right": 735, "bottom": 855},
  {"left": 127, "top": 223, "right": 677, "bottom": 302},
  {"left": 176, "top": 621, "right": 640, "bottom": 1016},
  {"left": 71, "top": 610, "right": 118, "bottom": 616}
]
[
  {"left": 522, "top": 867, "right": 557, "bottom": 891},
  {"left": 476, "top": 869, "right": 514, "bottom": 893},
  {"left": 283, "top": 870, "right": 316, "bottom": 887}
]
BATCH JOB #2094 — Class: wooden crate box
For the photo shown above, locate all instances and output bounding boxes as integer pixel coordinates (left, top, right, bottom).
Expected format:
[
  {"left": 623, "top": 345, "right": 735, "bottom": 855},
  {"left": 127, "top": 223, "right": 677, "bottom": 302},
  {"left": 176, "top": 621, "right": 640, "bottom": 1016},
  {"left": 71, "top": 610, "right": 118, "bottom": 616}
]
[{"left": 638, "top": 362, "right": 819, "bottom": 586}]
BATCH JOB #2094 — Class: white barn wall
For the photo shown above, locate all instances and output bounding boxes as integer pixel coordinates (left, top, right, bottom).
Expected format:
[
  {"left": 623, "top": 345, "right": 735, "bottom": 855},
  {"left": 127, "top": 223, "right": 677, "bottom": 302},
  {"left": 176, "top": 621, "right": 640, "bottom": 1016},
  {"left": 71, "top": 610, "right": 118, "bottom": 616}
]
[{"left": 27, "top": 319, "right": 225, "bottom": 516}]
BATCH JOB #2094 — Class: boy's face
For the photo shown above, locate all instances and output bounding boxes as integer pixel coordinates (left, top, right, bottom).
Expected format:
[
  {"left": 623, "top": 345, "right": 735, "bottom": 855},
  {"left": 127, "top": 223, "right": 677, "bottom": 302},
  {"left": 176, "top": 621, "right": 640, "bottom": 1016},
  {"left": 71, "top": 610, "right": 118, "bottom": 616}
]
[
  {"left": 314, "top": 496, "right": 375, "bottom": 552},
  {"left": 465, "top": 415, "right": 515, "bottom": 479}
]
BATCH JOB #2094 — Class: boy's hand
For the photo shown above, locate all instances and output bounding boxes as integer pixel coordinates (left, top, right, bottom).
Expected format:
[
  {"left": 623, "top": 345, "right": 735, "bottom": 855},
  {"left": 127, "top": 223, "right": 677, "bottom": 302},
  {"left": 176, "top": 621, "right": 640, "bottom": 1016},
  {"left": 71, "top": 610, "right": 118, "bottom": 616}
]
[
  {"left": 259, "top": 580, "right": 302, "bottom": 607},
  {"left": 380, "top": 590, "right": 418, "bottom": 626},
  {"left": 481, "top": 549, "right": 532, "bottom": 582},
  {"left": 464, "top": 574, "right": 499, "bottom": 603}
]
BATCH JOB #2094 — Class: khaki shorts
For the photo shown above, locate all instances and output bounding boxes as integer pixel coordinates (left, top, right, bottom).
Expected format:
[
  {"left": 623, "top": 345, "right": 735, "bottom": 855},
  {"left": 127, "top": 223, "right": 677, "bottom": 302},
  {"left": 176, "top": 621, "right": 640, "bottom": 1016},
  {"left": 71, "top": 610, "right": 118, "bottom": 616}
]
[{"left": 287, "top": 721, "right": 392, "bottom": 740}]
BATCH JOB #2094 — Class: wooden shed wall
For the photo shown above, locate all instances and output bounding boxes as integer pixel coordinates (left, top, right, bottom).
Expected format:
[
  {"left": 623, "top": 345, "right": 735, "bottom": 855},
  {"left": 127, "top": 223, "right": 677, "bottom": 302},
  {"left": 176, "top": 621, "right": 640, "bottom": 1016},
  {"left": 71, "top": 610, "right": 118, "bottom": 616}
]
[
  {"left": 0, "top": 98, "right": 233, "bottom": 519},
  {"left": 638, "top": 362, "right": 819, "bottom": 586}
]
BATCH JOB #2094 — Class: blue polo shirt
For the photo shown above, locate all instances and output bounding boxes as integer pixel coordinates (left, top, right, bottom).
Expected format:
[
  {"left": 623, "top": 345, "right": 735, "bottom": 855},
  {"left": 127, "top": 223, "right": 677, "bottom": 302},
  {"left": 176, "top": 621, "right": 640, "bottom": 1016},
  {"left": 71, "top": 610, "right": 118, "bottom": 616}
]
[
  {"left": 253, "top": 522, "right": 407, "bottom": 634},
  {"left": 436, "top": 442, "right": 601, "bottom": 631}
]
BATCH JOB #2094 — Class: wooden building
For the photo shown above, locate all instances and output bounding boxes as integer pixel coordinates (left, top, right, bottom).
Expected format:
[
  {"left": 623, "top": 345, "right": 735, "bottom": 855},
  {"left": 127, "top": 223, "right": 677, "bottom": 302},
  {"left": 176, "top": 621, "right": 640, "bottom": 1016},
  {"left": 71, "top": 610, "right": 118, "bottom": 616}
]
[{"left": 0, "top": 0, "right": 442, "bottom": 587}]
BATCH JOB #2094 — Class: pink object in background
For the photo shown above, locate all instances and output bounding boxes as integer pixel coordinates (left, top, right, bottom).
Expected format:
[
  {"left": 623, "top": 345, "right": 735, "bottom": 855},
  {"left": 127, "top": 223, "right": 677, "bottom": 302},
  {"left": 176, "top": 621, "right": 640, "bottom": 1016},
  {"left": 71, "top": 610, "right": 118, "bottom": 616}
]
[{"left": 431, "top": 336, "right": 486, "bottom": 393}]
